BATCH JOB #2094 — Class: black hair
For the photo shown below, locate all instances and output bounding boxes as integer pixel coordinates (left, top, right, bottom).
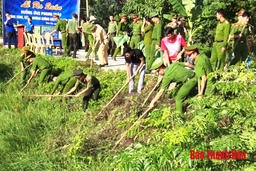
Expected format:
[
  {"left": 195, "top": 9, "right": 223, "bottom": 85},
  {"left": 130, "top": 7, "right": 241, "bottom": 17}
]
[
  {"left": 109, "top": 14, "right": 114, "bottom": 17},
  {"left": 217, "top": 9, "right": 226, "bottom": 18},
  {"left": 86, "top": 17, "right": 90, "bottom": 21},
  {"left": 242, "top": 12, "right": 251, "bottom": 18},
  {"left": 145, "top": 16, "right": 154, "bottom": 25},
  {"left": 124, "top": 47, "right": 132, "bottom": 54},
  {"left": 165, "top": 27, "right": 175, "bottom": 35},
  {"left": 72, "top": 13, "right": 78, "bottom": 19},
  {"left": 27, "top": 16, "right": 32, "bottom": 20},
  {"left": 5, "top": 11, "right": 10, "bottom": 15}
]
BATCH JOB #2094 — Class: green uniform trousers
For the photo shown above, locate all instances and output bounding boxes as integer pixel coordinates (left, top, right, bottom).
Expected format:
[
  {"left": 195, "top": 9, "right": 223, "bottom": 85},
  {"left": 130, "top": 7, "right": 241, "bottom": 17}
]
[
  {"left": 82, "top": 86, "right": 101, "bottom": 111},
  {"left": 230, "top": 42, "right": 248, "bottom": 66},
  {"left": 108, "top": 33, "right": 116, "bottom": 57},
  {"left": 39, "top": 67, "right": 51, "bottom": 87},
  {"left": 112, "top": 42, "right": 128, "bottom": 59},
  {"left": 175, "top": 77, "right": 197, "bottom": 113},
  {"left": 21, "top": 67, "right": 31, "bottom": 85},
  {"left": 85, "top": 35, "right": 97, "bottom": 58},
  {"left": 144, "top": 44, "right": 151, "bottom": 72},
  {"left": 129, "top": 35, "right": 141, "bottom": 49},
  {"left": 61, "top": 33, "right": 68, "bottom": 56},
  {"left": 210, "top": 42, "right": 226, "bottom": 71},
  {"left": 147, "top": 40, "right": 159, "bottom": 71}
]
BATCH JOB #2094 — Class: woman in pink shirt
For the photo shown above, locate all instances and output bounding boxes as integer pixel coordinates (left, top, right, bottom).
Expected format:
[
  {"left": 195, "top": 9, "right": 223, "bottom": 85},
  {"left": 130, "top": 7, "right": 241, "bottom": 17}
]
[{"left": 161, "top": 27, "right": 187, "bottom": 66}]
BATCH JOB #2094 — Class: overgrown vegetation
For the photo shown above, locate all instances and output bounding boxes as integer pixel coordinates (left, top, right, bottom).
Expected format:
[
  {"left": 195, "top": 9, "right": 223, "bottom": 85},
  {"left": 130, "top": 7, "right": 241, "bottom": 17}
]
[{"left": 0, "top": 47, "right": 255, "bottom": 170}]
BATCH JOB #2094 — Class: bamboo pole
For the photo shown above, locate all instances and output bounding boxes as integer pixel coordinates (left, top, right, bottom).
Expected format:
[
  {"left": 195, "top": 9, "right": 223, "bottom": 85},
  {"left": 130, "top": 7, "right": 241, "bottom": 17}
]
[
  {"left": 142, "top": 83, "right": 159, "bottom": 107},
  {"left": 25, "top": 94, "right": 76, "bottom": 97},
  {"left": 3, "top": 64, "right": 32, "bottom": 87},
  {"left": 112, "top": 107, "right": 152, "bottom": 150},
  {"left": 97, "top": 74, "right": 136, "bottom": 117},
  {"left": 19, "top": 71, "right": 38, "bottom": 93}
]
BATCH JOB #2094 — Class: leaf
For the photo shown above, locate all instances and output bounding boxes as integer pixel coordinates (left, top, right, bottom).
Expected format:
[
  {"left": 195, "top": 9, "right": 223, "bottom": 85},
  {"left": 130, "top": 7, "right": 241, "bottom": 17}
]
[{"left": 168, "top": 0, "right": 187, "bottom": 16}]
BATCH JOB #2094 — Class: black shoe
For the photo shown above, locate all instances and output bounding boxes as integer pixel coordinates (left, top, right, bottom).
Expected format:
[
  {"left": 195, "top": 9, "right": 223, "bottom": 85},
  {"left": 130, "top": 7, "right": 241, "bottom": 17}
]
[
  {"left": 105, "top": 63, "right": 108, "bottom": 66},
  {"left": 95, "top": 57, "right": 99, "bottom": 60},
  {"left": 99, "top": 64, "right": 105, "bottom": 67}
]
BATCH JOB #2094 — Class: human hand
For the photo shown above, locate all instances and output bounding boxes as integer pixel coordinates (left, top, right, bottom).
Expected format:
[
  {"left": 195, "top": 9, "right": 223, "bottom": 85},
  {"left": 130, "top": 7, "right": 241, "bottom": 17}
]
[
  {"left": 149, "top": 102, "right": 155, "bottom": 109},
  {"left": 221, "top": 47, "right": 226, "bottom": 53},
  {"left": 126, "top": 78, "right": 130, "bottom": 84},
  {"left": 134, "top": 70, "right": 139, "bottom": 76}
]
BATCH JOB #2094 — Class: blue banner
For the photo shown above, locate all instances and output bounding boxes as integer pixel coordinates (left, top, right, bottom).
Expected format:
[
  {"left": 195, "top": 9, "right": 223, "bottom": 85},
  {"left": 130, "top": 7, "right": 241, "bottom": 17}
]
[{"left": 2, "top": 0, "right": 80, "bottom": 26}]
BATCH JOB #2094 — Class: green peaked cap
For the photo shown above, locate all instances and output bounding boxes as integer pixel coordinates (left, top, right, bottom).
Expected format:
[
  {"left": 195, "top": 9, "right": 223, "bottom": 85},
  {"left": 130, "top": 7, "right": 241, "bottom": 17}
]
[
  {"left": 73, "top": 69, "right": 83, "bottom": 76},
  {"left": 151, "top": 57, "right": 164, "bottom": 70},
  {"left": 184, "top": 44, "right": 199, "bottom": 51},
  {"left": 22, "top": 46, "right": 30, "bottom": 51}
]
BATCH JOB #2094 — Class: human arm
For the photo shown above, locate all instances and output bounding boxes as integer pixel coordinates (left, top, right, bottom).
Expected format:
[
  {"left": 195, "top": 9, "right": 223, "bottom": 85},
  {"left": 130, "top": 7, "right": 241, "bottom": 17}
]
[
  {"left": 20, "top": 62, "right": 25, "bottom": 71},
  {"left": 222, "top": 22, "right": 231, "bottom": 52},
  {"left": 27, "top": 70, "right": 37, "bottom": 83},
  {"left": 64, "top": 80, "right": 79, "bottom": 95},
  {"left": 161, "top": 38, "right": 170, "bottom": 66},
  {"left": 176, "top": 36, "right": 187, "bottom": 61},
  {"left": 126, "top": 62, "right": 131, "bottom": 83},
  {"left": 149, "top": 88, "right": 165, "bottom": 109},
  {"left": 134, "top": 53, "right": 145, "bottom": 76}
]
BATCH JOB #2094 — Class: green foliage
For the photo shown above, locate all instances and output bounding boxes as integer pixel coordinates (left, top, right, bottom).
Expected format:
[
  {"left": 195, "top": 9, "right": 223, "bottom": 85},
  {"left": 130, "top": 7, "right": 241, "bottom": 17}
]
[{"left": 0, "top": 48, "right": 256, "bottom": 170}]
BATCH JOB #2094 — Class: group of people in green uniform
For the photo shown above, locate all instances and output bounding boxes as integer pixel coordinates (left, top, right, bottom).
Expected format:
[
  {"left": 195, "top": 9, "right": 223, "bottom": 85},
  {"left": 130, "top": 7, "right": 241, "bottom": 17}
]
[
  {"left": 20, "top": 46, "right": 101, "bottom": 111},
  {"left": 147, "top": 9, "right": 251, "bottom": 113},
  {"left": 17, "top": 8, "right": 251, "bottom": 114}
]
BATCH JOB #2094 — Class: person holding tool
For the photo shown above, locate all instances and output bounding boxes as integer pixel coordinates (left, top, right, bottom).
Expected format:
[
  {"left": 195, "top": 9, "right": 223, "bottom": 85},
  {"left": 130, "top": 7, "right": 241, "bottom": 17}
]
[
  {"left": 49, "top": 71, "right": 78, "bottom": 98},
  {"left": 64, "top": 69, "right": 101, "bottom": 111},
  {"left": 124, "top": 47, "right": 146, "bottom": 94},
  {"left": 25, "top": 56, "right": 52, "bottom": 89},
  {"left": 19, "top": 46, "right": 36, "bottom": 86},
  {"left": 228, "top": 12, "right": 251, "bottom": 66},
  {"left": 149, "top": 57, "right": 196, "bottom": 114}
]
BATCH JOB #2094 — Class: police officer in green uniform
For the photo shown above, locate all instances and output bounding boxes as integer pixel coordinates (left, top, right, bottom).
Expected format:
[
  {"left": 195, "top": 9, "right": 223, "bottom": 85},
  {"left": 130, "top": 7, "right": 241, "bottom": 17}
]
[
  {"left": 185, "top": 45, "right": 214, "bottom": 96},
  {"left": 112, "top": 14, "right": 130, "bottom": 60},
  {"left": 65, "top": 69, "right": 101, "bottom": 111},
  {"left": 66, "top": 13, "right": 79, "bottom": 58},
  {"left": 149, "top": 58, "right": 197, "bottom": 114},
  {"left": 148, "top": 12, "right": 163, "bottom": 70},
  {"left": 84, "top": 16, "right": 98, "bottom": 59},
  {"left": 129, "top": 14, "right": 142, "bottom": 49},
  {"left": 229, "top": 12, "right": 251, "bottom": 66},
  {"left": 50, "top": 71, "right": 77, "bottom": 95},
  {"left": 141, "top": 16, "right": 153, "bottom": 72},
  {"left": 210, "top": 9, "right": 231, "bottom": 71},
  {"left": 50, "top": 14, "right": 68, "bottom": 56},
  {"left": 107, "top": 14, "right": 118, "bottom": 57},
  {"left": 26, "top": 56, "right": 52, "bottom": 88},
  {"left": 19, "top": 46, "right": 36, "bottom": 85}
]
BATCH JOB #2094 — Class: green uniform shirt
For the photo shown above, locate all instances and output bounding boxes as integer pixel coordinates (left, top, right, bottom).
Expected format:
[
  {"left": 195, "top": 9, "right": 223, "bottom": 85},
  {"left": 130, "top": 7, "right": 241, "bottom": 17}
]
[
  {"left": 152, "top": 22, "right": 163, "bottom": 44},
  {"left": 117, "top": 22, "right": 129, "bottom": 35},
  {"left": 161, "top": 62, "right": 195, "bottom": 89},
  {"left": 19, "top": 51, "right": 35, "bottom": 65},
  {"left": 195, "top": 54, "right": 214, "bottom": 94},
  {"left": 51, "top": 71, "right": 77, "bottom": 94},
  {"left": 143, "top": 25, "right": 153, "bottom": 44},
  {"left": 82, "top": 22, "right": 92, "bottom": 34},
  {"left": 54, "top": 19, "right": 67, "bottom": 33},
  {"left": 229, "top": 23, "right": 249, "bottom": 42},
  {"left": 108, "top": 21, "right": 117, "bottom": 34},
  {"left": 31, "top": 56, "right": 51, "bottom": 71},
  {"left": 84, "top": 75, "right": 100, "bottom": 89},
  {"left": 67, "top": 19, "right": 78, "bottom": 34},
  {"left": 214, "top": 20, "right": 231, "bottom": 47},
  {"left": 132, "top": 21, "right": 142, "bottom": 35}
]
